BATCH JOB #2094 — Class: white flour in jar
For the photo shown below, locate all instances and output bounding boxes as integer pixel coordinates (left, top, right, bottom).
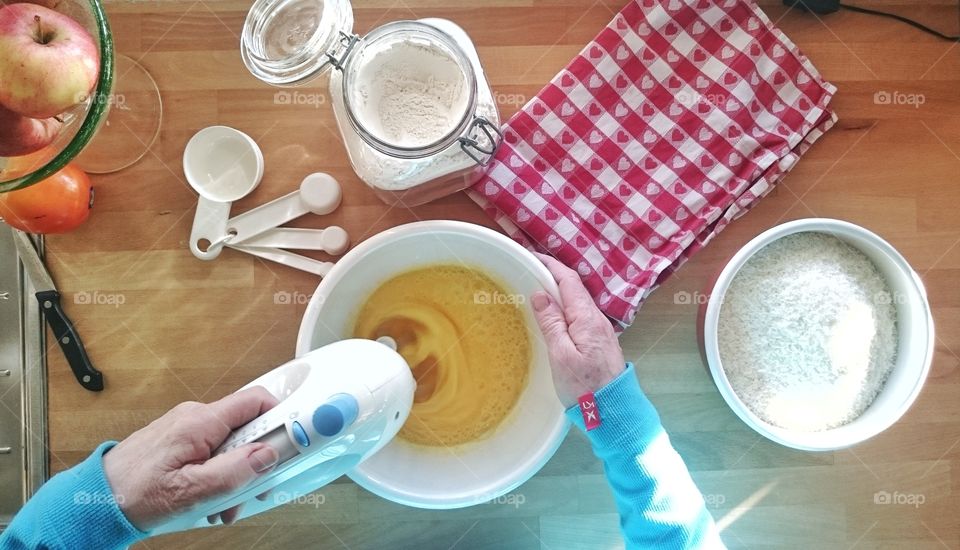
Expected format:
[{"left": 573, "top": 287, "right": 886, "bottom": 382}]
[
  {"left": 718, "top": 232, "right": 898, "bottom": 432},
  {"left": 330, "top": 20, "right": 499, "bottom": 196},
  {"left": 350, "top": 38, "right": 470, "bottom": 148},
  {"left": 333, "top": 88, "right": 497, "bottom": 193}
]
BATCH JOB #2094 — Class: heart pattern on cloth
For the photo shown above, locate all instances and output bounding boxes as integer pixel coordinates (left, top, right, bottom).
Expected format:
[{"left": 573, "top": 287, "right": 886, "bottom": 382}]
[{"left": 467, "top": 0, "right": 837, "bottom": 326}]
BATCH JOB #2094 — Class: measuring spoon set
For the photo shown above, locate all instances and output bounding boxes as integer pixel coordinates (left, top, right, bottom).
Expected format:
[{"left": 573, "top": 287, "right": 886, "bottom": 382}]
[{"left": 184, "top": 126, "right": 349, "bottom": 276}]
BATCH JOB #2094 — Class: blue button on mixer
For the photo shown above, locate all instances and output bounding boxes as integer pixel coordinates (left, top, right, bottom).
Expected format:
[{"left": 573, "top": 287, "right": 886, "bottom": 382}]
[
  {"left": 291, "top": 421, "right": 310, "bottom": 447},
  {"left": 312, "top": 393, "right": 359, "bottom": 437}
]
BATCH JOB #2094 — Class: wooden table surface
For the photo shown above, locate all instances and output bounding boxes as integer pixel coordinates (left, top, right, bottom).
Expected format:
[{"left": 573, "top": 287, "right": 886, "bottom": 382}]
[{"left": 40, "top": 0, "right": 960, "bottom": 548}]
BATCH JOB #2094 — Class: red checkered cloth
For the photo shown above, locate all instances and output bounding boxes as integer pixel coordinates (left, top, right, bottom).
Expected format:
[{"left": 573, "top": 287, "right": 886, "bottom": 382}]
[{"left": 467, "top": 0, "right": 837, "bottom": 327}]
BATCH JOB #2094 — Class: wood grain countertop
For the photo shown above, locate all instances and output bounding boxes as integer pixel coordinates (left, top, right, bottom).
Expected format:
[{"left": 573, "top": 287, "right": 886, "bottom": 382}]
[{"left": 40, "top": 0, "right": 959, "bottom": 548}]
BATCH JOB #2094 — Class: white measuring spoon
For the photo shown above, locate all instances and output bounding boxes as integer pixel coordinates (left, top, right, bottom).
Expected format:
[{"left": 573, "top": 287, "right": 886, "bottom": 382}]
[
  {"left": 184, "top": 126, "right": 264, "bottom": 260},
  {"left": 228, "top": 244, "right": 335, "bottom": 277},
  {"left": 184, "top": 127, "right": 348, "bottom": 262},
  {"left": 224, "top": 172, "right": 342, "bottom": 245},
  {"left": 240, "top": 226, "right": 350, "bottom": 255}
]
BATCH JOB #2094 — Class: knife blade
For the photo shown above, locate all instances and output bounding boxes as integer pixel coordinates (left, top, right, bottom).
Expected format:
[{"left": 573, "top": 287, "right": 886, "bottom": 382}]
[{"left": 12, "top": 230, "right": 104, "bottom": 392}]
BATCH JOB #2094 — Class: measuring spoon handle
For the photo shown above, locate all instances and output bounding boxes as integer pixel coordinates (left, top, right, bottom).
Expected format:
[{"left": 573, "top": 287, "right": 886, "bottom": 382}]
[
  {"left": 228, "top": 173, "right": 341, "bottom": 243},
  {"left": 189, "top": 197, "right": 232, "bottom": 260},
  {"left": 236, "top": 227, "right": 350, "bottom": 255},
  {"left": 228, "top": 244, "right": 334, "bottom": 277}
]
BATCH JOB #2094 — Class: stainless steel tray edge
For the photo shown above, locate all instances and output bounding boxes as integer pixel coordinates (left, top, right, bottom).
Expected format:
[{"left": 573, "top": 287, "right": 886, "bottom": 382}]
[
  {"left": 22, "top": 235, "right": 48, "bottom": 496},
  {"left": 0, "top": 227, "right": 48, "bottom": 529}
]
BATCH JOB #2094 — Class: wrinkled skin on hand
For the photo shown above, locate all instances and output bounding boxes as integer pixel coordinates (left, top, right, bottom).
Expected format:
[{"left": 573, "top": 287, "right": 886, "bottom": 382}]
[
  {"left": 102, "top": 386, "right": 280, "bottom": 529},
  {"left": 531, "top": 253, "right": 626, "bottom": 407}
]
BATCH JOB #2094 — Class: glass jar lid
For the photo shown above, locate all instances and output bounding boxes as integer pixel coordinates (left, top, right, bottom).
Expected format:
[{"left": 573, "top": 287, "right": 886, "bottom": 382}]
[
  {"left": 340, "top": 21, "right": 478, "bottom": 159},
  {"left": 241, "top": 0, "right": 354, "bottom": 86}
]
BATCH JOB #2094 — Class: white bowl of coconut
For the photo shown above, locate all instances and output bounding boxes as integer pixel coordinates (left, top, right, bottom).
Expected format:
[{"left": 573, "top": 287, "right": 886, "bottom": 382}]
[{"left": 700, "top": 218, "right": 934, "bottom": 451}]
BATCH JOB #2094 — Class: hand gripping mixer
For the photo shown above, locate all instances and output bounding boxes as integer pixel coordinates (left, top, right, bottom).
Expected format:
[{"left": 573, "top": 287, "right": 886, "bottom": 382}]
[{"left": 153, "top": 338, "right": 414, "bottom": 534}]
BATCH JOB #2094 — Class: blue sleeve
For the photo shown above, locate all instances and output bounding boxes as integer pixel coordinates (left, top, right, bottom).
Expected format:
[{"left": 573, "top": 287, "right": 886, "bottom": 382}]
[
  {"left": 566, "top": 364, "right": 726, "bottom": 550},
  {"left": 0, "top": 441, "right": 147, "bottom": 550}
]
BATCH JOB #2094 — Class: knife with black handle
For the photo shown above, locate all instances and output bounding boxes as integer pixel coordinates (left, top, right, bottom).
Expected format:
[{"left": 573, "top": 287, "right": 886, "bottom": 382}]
[{"left": 12, "top": 230, "right": 104, "bottom": 391}]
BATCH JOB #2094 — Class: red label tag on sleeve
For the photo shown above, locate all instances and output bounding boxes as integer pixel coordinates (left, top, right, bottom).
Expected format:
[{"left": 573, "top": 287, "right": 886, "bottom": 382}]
[{"left": 578, "top": 392, "right": 600, "bottom": 431}]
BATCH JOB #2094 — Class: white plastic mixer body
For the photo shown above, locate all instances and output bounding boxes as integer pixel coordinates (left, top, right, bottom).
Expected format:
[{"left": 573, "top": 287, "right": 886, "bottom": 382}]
[{"left": 154, "top": 339, "right": 415, "bottom": 534}]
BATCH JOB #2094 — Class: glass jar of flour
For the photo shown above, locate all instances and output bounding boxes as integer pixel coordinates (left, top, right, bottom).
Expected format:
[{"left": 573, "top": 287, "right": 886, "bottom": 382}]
[{"left": 240, "top": 0, "right": 502, "bottom": 206}]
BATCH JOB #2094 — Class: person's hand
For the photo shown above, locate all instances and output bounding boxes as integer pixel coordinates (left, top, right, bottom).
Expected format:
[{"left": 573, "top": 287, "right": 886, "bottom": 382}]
[
  {"left": 102, "top": 386, "right": 280, "bottom": 530},
  {"left": 531, "top": 253, "right": 626, "bottom": 407}
]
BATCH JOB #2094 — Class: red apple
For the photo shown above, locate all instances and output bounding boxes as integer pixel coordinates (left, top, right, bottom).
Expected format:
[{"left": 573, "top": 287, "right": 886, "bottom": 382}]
[
  {"left": 0, "top": 103, "right": 62, "bottom": 157},
  {"left": 0, "top": 3, "right": 99, "bottom": 119}
]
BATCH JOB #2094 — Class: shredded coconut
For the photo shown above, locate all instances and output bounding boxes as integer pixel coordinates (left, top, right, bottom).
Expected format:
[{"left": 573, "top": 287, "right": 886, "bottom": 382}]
[{"left": 718, "top": 232, "right": 898, "bottom": 432}]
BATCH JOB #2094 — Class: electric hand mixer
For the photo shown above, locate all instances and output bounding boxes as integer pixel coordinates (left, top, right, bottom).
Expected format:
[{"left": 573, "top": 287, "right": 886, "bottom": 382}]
[{"left": 153, "top": 338, "right": 415, "bottom": 534}]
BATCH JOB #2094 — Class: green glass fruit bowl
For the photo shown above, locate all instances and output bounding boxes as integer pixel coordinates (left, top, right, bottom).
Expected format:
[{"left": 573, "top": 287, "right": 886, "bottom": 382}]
[{"left": 0, "top": 0, "right": 114, "bottom": 193}]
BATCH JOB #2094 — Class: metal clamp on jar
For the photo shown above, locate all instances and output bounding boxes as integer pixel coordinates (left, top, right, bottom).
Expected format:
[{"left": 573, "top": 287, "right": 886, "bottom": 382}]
[{"left": 240, "top": 0, "right": 502, "bottom": 207}]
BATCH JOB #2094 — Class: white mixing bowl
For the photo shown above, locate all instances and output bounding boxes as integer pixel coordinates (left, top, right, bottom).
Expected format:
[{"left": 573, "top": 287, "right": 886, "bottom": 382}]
[
  {"left": 701, "top": 218, "right": 935, "bottom": 451},
  {"left": 296, "top": 220, "right": 568, "bottom": 508}
]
